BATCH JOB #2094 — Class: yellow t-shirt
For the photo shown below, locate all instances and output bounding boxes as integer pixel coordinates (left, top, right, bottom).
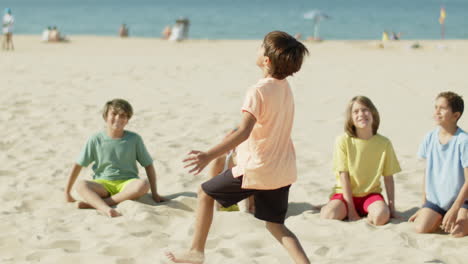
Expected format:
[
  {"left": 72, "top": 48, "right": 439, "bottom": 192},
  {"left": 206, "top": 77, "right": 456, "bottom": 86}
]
[{"left": 332, "top": 133, "right": 401, "bottom": 197}]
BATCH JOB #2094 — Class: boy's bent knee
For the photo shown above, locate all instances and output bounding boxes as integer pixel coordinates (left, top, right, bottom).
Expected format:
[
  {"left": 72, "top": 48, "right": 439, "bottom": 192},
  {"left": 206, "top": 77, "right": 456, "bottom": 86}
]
[
  {"left": 197, "top": 186, "right": 210, "bottom": 200},
  {"left": 371, "top": 213, "right": 389, "bottom": 226},
  {"left": 414, "top": 222, "right": 433, "bottom": 234},
  {"left": 75, "top": 180, "right": 91, "bottom": 192},
  {"left": 265, "top": 221, "right": 282, "bottom": 231},
  {"left": 320, "top": 206, "right": 345, "bottom": 220},
  {"left": 133, "top": 180, "right": 150, "bottom": 194}
]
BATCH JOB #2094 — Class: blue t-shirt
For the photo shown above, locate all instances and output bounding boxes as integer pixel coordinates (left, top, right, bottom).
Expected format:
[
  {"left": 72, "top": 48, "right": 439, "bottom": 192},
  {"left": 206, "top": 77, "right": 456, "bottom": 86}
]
[
  {"left": 418, "top": 127, "right": 468, "bottom": 210},
  {"left": 76, "top": 130, "right": 153, "bottom": 181}
]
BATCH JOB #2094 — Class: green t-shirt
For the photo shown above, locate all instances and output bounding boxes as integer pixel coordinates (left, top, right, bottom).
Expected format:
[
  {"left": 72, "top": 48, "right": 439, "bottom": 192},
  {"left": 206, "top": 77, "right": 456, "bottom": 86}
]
[
  {"left": 76, "top": 130, "right": 153, "bottom": 181},
  {"left": 332, "top": 133, "right": 401, "bottom": 197}
]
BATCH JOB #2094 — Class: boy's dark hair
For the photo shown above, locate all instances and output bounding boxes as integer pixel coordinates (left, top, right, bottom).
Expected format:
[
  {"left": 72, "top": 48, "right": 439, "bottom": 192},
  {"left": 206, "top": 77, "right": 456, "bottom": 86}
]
[
  {"left": 102, "top": 99, "right": 133, "bottom": 120},
  {"left": 345, "top": 96, "right": 380, "bottom": 137},
  {"left": 263, "top": 31, "right": 309, "bottom": 80},
  {"left": 436, "top": 91, "right": 464, "bottom": 120}
]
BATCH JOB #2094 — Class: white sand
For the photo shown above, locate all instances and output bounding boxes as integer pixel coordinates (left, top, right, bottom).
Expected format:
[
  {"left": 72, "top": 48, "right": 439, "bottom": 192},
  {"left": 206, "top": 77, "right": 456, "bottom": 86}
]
[{"left": 1, "top": 36, "right": 467, "bottom": 263}]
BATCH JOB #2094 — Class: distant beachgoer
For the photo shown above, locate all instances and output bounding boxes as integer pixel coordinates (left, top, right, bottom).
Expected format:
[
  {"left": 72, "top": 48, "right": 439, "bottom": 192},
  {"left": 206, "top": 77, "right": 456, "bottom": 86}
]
[
  {"left": 161, "top": 25, "right": 172, "bottom": 40},
  {"left": 48, "top": 26, "right": 68, "bottom": 42},
  {"left": 49, "top": 26, "right": 60, "bottom": 42},
  {"left": 169, "top": 17, "right": 190, "bottom": 41},
  {"left": 2, "top": 8, "right": 14, "bottom": 50},
  {"left": 168, "top": 22, "right": 183, "bottom": 41},
  {"left": 381, "top": 31, "right": 389, "bottom": 42},
  {"left": 391, "top": 32, "right": 401, "bottom": 41},
  {"left": 294, "top": 33, "right": 302, "bottom": 40},
  {"left": 42, "top": 26, "right": 51, "bottom": 42},
  {"left": 119, "top": 24, "right": 129, "bottom": 37}
]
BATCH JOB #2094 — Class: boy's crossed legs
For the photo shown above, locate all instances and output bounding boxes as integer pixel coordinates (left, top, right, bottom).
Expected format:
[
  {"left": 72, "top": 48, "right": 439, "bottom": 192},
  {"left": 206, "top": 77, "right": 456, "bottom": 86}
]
[
  {"left": 166, "top": 170, "right": 310, "bottom": 264},
  {"left": 75, "top": 178, "right": 149, "bottom": 217}
]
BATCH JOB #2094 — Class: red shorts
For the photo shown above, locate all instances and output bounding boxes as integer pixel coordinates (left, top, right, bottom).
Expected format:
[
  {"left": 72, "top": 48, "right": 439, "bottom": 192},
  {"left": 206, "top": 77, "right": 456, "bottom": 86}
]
[{"left": 330, "top": 193, "right": 384, "bottom": 216}]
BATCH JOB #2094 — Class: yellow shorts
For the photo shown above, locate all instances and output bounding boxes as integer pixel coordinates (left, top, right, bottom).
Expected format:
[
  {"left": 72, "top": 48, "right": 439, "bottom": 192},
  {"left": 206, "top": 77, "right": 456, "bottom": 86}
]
[{"left": 93, "top": 178, "right": 138, "bottom": 196}]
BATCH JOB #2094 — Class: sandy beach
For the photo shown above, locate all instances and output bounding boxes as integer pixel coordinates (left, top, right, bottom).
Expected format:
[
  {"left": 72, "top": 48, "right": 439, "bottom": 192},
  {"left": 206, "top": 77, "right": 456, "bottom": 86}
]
[{"left": 1, "top": 35, "right": 467, "bottom": 263}]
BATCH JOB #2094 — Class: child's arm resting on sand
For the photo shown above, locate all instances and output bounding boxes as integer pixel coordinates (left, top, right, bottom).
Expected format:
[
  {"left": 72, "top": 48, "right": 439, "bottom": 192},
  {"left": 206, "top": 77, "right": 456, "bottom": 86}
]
[
  {"left": 64, "top": 164, "right": 82, "bottom": 202},
  {"left": 340, "top": 172, "right": 360, "bottom": 221},
  {"left": 145, "top": 164, "right": 166, "bottom": 203},
  {"left": 441, "top": 167, "right": 468, "bottom": 232},
  {"left": 184, "top": 111, "right": 256, "bottom": 175},
  {"left": 384, "top": 175, "right": 397, "bottom": 218}
]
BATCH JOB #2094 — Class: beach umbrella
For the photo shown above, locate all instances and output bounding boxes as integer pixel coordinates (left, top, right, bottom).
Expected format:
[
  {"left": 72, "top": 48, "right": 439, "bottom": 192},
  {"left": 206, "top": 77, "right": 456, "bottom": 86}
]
[{"left": 304, "top": 10, "right": 330, "bottom": 40}]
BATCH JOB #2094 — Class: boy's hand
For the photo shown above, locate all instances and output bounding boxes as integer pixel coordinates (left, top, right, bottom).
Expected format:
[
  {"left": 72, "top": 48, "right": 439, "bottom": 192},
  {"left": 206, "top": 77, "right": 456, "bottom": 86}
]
[
  {"left": 65, "top": 192, "right": 76, "bottom": 203},
  {"left": 183, "top": 150, "right": 212, "bottom": 175},
  {"left": 152, "top": 193, "right": 167, "bottom": 203},
  {"left": 441, "top": 207, "right": 458, "bottom": 232},
  {"left": 347, "top": 209, "right": 361, "bottom": 221},
  {"left": 390, "top": 209, "right": 402, "bottom": 220},
  {"left": 408, "top": 209, "right": 420, "bottom": 222}
]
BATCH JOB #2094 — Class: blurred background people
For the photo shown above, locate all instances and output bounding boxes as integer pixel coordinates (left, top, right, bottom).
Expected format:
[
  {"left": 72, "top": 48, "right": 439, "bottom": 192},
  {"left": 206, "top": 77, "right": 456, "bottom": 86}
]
[{"left": 2, "top": 8, "right": 14, "bottom": 50}]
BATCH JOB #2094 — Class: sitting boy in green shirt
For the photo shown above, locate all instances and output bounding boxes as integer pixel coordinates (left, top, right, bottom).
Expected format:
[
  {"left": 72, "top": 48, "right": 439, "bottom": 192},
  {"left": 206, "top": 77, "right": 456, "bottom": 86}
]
[{"left": 64, "top": 99, "right": 165, "bottom": 217}]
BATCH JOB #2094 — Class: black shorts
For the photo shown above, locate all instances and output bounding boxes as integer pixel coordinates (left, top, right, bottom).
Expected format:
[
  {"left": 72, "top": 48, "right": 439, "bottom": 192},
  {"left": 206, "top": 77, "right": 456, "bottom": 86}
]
[{"left": 201, "top": 169, "right": 291, "bottom": 224}]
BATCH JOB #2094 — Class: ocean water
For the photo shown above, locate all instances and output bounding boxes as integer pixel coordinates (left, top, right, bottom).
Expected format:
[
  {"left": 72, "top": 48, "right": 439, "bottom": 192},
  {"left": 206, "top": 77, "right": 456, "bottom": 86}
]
[{"left": 1, "top": 0, "right": 467, "bottom": 40}]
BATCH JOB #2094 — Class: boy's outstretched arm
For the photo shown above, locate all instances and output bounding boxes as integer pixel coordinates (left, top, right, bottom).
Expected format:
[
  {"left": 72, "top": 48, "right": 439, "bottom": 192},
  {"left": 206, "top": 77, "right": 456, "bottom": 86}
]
[
  {"left": 384, "top": 175, "right": 398, "bottom": 218},
  {"left": 184, "top": 111, "right": 256, "bottom": 175},
  {"left": 145, "top": 164, "right": 165, "bottom": 203},
  {"left": 442, "top": 167, "right": 468, "bottom": 232},
  {"left": 65, "top": 164, "right": 82, "bottom": 202}
]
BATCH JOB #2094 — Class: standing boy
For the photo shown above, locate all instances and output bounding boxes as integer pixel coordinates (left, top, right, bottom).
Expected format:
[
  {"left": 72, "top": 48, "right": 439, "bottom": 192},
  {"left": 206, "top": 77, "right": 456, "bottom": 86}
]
[
  {"left": 65, "top": 99, "right": 165, "bottom": 217},
  {"left": 166, "top": 31, "right": 310, "bottom": 263},
  {"left": 409, "top": 92, "right": 468, "bottom": 237}
]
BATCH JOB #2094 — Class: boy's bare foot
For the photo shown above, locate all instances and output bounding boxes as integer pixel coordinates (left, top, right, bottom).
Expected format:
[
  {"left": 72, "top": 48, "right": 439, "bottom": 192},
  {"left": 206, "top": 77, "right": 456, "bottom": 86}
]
[
  {"left": 105, "top": 208, "right": 122, "bottom": 218},
  {"left": 77, "top": 201, "right": 121, "bottom": 217},
  {"left": 165, "top": 250, "right": 204, "bottom": 264},
  {"left": 77, "top": 201, "right": 93, "bottom": 209}
]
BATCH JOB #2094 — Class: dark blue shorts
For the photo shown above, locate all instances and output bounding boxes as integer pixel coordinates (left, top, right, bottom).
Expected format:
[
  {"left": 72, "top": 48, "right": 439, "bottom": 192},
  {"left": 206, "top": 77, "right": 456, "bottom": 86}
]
[{"left": 423, "top": 200, "right": 468, "bottom": 216}]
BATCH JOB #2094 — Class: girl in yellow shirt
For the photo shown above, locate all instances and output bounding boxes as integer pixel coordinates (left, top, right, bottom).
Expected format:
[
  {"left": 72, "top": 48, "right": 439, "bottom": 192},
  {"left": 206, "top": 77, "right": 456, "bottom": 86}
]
[{"left": 320, "top": 96, "right": 401, "bottom": 225}]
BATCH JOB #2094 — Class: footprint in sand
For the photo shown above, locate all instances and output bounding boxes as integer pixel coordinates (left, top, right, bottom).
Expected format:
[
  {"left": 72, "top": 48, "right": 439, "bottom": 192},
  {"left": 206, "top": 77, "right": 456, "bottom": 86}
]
[
  {"left": 217, "top": 247, "right": 236, "bottom": 258},
  {"left": 130, "top": 230, "right": 152, "bottom": 238},
  {"left": 314, "top": 246, "right": 329, "bottom": 256},
  {"left": 101, "top": 246, "right": 132, "bottom": 257},
  {"left": 115, "top": 258, "right": 136, "bottom": 264},
  {"left": 26, "top": 251, "right": 47, "bottom": 262},
  {"left": 46, "top": 240, "right": 81, "bottom": 253}
]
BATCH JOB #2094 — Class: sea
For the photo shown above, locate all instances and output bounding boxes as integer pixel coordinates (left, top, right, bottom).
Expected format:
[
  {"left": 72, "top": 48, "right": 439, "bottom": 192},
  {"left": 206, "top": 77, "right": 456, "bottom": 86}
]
[{"left": 1, "top": 0, "right": 467, "bottom": 40}]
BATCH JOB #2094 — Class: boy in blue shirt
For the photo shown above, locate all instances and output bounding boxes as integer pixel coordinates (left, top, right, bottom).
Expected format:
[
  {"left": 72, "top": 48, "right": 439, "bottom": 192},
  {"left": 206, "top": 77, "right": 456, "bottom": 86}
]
[
  {"left": 64, "top": 99, "right": 165, "bottom": 217},
  {"left": 409, "top": 91, "right": 468, "bottom": 237}
]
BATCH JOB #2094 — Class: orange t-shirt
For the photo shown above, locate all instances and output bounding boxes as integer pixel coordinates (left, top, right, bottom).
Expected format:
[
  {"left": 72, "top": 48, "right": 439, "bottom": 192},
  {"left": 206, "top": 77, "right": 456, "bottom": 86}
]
[{"left": 232, "top": 77, "right": 297, "bottom": 190}]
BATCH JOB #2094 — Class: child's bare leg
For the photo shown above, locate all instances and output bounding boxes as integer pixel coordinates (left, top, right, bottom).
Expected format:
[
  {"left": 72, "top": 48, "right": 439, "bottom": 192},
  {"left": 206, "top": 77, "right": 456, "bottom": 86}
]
[
  {"left": 412, "top": 208, "right": 443, "bottom": 233},
  {"left": 366, "top": 201, "right": 390, "bottom": 226},
  {"left": 79, "top": 179, "right": 149, "bottom": 208},
  {"left": 75, "top": 180, "right": 120, "bottom": 217},
  {"left": 451, "top": 208, "right": 468, "bottom": 238},
  {"left": 207, "top": 155, "right": 227, "bottom": 210},
  {"left": 165, "top": 186, "right": 214, "bottom": 263},
  {"left": 320, "top": 200, "right": 347, "bottom": 220},
  {"left": 103, "top": 179, "right": 149, "bottom": 205},
  {"left": 265, "top": 222, "right": 310, "bottom": 264}
]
